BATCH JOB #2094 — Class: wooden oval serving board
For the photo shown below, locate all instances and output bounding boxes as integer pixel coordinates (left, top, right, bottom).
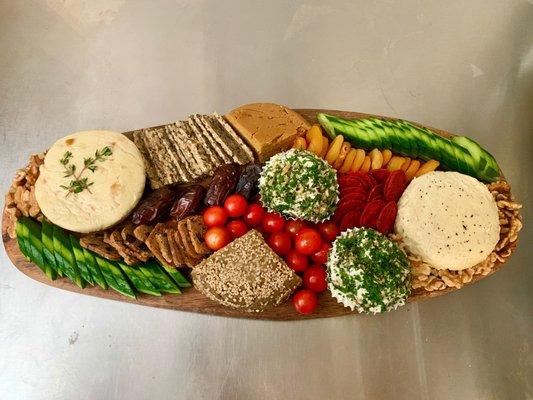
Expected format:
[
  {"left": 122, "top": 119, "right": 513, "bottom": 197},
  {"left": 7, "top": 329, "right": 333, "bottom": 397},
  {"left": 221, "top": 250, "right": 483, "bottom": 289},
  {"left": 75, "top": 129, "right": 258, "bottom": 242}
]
[{"left": 1, "top": 109, "right": 518, "bottom": 320}]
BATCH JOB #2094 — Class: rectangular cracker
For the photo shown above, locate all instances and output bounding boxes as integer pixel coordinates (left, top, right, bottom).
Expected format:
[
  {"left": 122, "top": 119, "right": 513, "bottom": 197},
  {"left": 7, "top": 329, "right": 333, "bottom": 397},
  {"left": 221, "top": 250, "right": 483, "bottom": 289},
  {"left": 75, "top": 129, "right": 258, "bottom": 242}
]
[
  {"left": 185, "top": 215, "right": 211, "bottom": 255},
  {"left": 153, "top": 127, "right": 191, "bottom": 183},
  {"left": 187, "top": 116, "right": 225, "bottom": 166},
  {"left": 166, "top": 123, "right": 203, "bottom": 179},
  {"left": 211, "top": 113, "right": 255, "bottom": 164},
  {"left": 132, "top": 130, "right": 163, "bottom": 189},
  {"left": 143, "top": 127, "right": 180, "bottom": 185},
  {"left": 191, "top": 115, "right": 233, "bottom": 164}
]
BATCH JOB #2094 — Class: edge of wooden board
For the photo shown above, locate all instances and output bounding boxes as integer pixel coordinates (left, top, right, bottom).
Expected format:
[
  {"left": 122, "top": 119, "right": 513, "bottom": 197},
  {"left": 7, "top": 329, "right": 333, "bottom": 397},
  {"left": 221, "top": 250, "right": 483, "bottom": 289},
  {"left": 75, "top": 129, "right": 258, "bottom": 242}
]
[{"left": 1, "top": 108, "right": 518, "bottom": 320}]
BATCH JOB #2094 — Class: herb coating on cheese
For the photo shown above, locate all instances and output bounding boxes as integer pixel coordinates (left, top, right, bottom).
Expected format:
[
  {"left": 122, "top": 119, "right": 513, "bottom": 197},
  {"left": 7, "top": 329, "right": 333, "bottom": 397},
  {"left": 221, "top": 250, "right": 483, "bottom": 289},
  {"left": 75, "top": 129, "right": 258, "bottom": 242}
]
[
  {"left": 259, "top": 149, "right": 339, "bottom": 222},
  {"left": 327, "top": 228, "right": 411, "bottom": 314}
]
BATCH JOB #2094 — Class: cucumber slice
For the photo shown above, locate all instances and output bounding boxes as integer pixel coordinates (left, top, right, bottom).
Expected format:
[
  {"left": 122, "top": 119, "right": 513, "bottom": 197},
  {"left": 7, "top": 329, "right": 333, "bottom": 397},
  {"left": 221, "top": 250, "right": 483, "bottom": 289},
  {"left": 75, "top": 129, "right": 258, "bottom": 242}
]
[
  {"left": 388, "top": 122, "right": 412, "bottom": 156},
  {"left": 317, "top": 113, "right": 375, "bottom": 149},
  {"left": 82, "top": 248, "right": 108, "bottom": 289},
  {"left": 331, "top": 119, "right": 374, "bottom": 149},
  {"left": 94, "top": 256, "right": 118, "bottom": 289},
  {"left": 15, "top": 220, "right": 30, "bottom": 261},
  {"left": 42, "top": 220, "right": 62, "bottom": 277},
  {"left": 451, "top": 144, "right": 476, "bottom": 177},
  {"left": 138, "top": 261, "right": 181, "bottom": 294},
  {"left": 23, "top": 218, "right": 56, "bottom": 280},
  {"left": 17, "top": 218, "right": 39, "bottom": 266},
  {"left": 410, "top": 124, "right": 444, "bottom": 161},
  {"left": 358, "top": 119, "right": 389, "bottom": 149},
  {"left": 397, "top": 122, "right": 420, "bottom": 158},
  {"left": 107, "top": 262, "right": 136, "bottom": 298},
  {"left": 317, "top": 113, "right": 335, "bottom": 139},
  {"left": 352, "top": 119, "right": 383, "bottom": 149},
  {"left": 482, "top": 165, "right": 500, "bottom": 182},
  {"left": 400, "top": 121, "right": 434, "bottom": 161},
  {"left": 69, "top": 235, "right": 94, "bottom": 285},
  {"left": 160, "top": 263, "right": 191, "bottom": 288},
  {"left": 117, "top": 262, "right": 161, "bottom": 296},
  {"left": 452, "top": 136, "right": 487, "bottom": 171},
  {"left": 380, "top": 120, "right": 406, "bottom": 156},
  {"left": 436, "top": 139, "right": 459, "bottom": 172},
  {"left": 95, "top": 257, "right": 135, "bottom": 299},
  {"left": 451, "top": 136, "right": 500, "bottom": 182},
  {"left": 369, "top": 118, "right": 394, "bottom": 149},
  {"left": 52, "top": 224, "right": 85, "bottom": 288}
]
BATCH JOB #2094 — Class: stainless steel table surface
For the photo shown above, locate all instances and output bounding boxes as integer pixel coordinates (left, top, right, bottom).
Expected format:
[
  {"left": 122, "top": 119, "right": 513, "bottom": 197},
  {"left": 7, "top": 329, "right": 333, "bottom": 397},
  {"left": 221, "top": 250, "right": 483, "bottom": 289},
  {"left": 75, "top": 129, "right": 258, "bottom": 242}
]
[{"left": 1, "top": 1, "right": 531, "bottom": 399}]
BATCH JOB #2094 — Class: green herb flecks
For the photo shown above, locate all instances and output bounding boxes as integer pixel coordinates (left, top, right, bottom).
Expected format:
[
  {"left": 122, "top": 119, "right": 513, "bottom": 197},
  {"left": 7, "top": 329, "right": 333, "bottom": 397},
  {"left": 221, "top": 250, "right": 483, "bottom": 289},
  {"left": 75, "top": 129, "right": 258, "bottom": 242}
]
[
  {"left": 259, "top": 149, "right": 339, "bottom": 222},
  {"left": 59, "top": 146, "right": 113, "bottom": 196},
  {"left": 327, "top": 228, "right": 411, "bottom": 314}
]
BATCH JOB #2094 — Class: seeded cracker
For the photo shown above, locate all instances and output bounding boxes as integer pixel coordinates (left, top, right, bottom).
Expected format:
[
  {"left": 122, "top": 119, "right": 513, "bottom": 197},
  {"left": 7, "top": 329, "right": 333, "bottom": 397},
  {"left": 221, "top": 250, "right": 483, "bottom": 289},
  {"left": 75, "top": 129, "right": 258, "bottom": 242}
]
[{"left": 191, "top": 230, "right": 301, "bottom": 312}]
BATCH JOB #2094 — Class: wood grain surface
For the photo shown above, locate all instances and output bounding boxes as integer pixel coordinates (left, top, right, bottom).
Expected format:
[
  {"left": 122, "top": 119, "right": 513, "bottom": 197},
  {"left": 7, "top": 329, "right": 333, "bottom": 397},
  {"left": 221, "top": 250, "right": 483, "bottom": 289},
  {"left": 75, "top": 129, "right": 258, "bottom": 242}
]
[{"left": 1, "top": 109, "right": 516, "bottom": 320}]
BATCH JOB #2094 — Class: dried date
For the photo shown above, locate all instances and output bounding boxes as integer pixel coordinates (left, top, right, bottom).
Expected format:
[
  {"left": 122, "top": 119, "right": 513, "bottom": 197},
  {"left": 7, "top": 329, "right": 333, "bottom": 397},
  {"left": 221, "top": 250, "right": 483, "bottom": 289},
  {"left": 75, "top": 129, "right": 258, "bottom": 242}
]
[
  {"left": 204, "top": 163, "right": 239, "bottom": 207},
  {"left": 170, "top": 185, "right": 204, "bottom": 221},
  {"left": 235, "top": 163, "right": 262, "bottom": 200},
  {"left": 132, "top": 186, "right": 176, "bottom": 225}
]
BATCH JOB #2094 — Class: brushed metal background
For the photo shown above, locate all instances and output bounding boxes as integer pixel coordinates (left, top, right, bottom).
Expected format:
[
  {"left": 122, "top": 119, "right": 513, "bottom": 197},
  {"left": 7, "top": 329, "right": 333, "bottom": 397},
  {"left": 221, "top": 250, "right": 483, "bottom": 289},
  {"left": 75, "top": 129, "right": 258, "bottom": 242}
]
[{"left": 0, "top": 1, "right": 531, "bottom": 399}]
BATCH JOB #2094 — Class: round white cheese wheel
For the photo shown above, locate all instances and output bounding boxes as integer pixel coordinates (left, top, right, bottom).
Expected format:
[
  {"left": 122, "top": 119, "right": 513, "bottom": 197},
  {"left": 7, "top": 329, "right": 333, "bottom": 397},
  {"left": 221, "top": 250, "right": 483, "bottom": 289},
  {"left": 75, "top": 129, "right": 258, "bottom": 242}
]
[
  {"left": 35, "top": 131, "right": 146, "bottom": 233},
  {"left": 395, "top": 171, "right": 499, "bottom": 270}
]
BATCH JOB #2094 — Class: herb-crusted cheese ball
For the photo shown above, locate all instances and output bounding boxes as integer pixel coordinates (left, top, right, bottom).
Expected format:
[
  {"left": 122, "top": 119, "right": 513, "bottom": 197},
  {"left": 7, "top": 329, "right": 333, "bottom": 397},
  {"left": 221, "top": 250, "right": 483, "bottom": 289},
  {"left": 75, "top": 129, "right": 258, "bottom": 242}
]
[
  {"left": 259, "top": 149, "right": 338, "bottom": 222},
  {"left": 327, "top": 228, "right": 411, "bottom": 314}
]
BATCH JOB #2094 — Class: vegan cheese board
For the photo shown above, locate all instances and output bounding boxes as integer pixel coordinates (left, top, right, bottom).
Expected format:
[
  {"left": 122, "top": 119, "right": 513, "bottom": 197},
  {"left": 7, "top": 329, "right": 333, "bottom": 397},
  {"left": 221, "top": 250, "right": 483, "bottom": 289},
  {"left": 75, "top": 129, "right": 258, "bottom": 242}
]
[{"left": 2, "top": 105, "right": 522, "bottom": 320}]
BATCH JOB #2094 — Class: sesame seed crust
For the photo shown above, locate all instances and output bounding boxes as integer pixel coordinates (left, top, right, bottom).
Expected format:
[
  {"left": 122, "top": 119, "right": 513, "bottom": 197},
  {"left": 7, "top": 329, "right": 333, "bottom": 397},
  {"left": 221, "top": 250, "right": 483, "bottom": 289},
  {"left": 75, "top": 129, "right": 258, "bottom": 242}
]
[{"left": 191, "top": 230, "right": 301, "bottom": 312}]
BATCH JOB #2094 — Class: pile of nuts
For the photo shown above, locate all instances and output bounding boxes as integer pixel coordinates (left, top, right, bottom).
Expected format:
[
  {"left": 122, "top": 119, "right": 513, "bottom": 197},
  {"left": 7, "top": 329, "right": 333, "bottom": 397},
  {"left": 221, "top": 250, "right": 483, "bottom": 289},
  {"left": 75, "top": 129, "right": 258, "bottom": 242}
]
[
  {"left": 392, "top": 179, "right": 522, "bottom": 292},
  {"left": 4, "top": 153, "right": 45, "bottom": 238}
]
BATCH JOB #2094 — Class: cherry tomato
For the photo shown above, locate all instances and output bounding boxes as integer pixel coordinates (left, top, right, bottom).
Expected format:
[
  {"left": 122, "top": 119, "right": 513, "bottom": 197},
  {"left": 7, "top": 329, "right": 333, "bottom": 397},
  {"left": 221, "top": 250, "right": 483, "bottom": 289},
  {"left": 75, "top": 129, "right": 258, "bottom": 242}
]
[
  {"left": 223, "top": 194, "right": 248, "bottom": 218},
  {"left": 267, "top": 232, "right": 292, "bottom": 256},
  {"left": 203, "top": 206, "right": 228, "bottom": 227},
  {"left": 295, "top": 228, "right": 322, "bottom": 255},
  {"left": 226, "top": 220, "right": 249, "bottom": 238},
  {"left": 316, "top": 221, "right": 340, "bottom": 242},
  {"left": 285, "top": 219, "right": 307, "bottom": 237},
  {"left": 292, "top": 289, "right": 318, "bottom": 314},
  {"left": 310, "top": 242, "right": 331, "bottom": 265},
  {"left": 204, "top": 226, "right": 232, "bottom": 250},
  {"left": 262, "top": 212, "right": 286, "bottom": 234},
  {"left": 243, "top": 203, "right": 265, "bottom": 227},
  {"left": 303, "top": 266, "right": 328, "bottom": 293},
  {"left": 284, "top": 250, "right": 309, "bottom": 272}
]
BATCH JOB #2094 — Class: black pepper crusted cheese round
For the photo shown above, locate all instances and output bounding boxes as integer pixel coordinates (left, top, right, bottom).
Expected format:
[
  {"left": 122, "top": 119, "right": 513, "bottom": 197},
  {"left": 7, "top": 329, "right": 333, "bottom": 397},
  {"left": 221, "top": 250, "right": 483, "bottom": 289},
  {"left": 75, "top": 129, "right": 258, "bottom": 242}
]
[
  {"left": 395, "top": 171, "right": 499, "bottom": 270},
  {"left": 258, "top": 149, "right": 339, "bottom": 222},
  {"left": 327, "top": 228, "right": 411, "bottom": 314}
]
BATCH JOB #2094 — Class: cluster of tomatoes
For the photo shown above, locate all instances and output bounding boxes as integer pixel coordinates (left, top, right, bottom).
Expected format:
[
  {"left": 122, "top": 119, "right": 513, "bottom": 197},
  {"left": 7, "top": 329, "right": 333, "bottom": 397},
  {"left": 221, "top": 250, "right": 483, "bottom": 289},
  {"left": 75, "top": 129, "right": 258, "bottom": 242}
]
[{"left": 202, "top": 193, "right": 340, "bottom": 315}]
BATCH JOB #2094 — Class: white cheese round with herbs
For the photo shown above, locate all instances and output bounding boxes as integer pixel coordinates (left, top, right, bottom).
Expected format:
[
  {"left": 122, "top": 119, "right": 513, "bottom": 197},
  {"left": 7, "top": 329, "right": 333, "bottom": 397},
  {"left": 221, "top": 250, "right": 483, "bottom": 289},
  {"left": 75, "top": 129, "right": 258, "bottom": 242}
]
[
  {"left": 35, "top": 131, "right": 146, "bottom": 233},
  {"left": 327, "top": 228, "right": 411, "bottom": 314},
  {"left": 258, "top": 149, "right": 339, "bottom": 222},
  {"left": 395, "top": 171, "right": 499, "bottom": 270}
]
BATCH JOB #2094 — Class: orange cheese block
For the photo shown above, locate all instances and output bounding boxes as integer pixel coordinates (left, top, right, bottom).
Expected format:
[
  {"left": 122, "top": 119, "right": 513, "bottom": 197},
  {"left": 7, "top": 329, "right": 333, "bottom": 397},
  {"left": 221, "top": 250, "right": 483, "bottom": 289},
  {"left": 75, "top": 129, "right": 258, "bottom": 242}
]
[{"left": 225, "top": 103, "right": 311, "bottom": 162}]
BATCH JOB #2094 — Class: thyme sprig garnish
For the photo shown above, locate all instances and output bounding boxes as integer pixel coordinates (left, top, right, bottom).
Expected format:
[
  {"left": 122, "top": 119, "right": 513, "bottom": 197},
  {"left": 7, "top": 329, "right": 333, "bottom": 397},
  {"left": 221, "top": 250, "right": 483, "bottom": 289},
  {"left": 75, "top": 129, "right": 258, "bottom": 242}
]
[{"left": 59, "top": 146, "right": 113, "bottom": 196}]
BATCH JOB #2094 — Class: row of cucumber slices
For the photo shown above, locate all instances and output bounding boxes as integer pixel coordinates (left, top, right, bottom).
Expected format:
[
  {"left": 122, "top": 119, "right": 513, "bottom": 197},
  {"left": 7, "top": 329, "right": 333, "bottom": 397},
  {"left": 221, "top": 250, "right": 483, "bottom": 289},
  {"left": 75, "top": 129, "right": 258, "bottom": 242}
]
[
  {"left": 15, "top": 217, "right": 190, "bottom": 298},
  {"left": 317, "top": 113, "right": 500, "bottom": 182}
]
